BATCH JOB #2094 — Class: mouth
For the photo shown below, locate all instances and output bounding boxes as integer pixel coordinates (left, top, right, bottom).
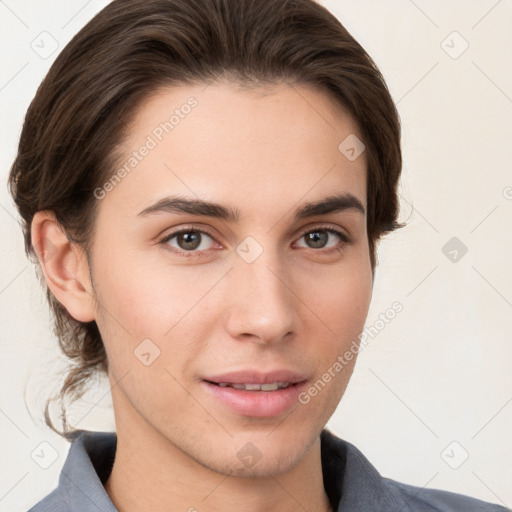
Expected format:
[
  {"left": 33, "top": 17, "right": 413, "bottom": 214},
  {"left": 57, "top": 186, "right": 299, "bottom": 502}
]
[{"left": 201, "top": 371, "right": 309, "bottom": 417}]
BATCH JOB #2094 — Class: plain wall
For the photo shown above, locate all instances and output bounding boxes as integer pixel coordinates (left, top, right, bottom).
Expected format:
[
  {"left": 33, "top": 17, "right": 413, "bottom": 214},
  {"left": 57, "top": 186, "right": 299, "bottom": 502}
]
[{"left": 0, "top": 0, "right": 511, "bottom": 510}]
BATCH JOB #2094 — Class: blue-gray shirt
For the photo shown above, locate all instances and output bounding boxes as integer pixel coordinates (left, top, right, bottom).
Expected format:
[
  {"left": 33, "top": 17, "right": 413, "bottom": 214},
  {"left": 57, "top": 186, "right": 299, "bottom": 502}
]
[{"left": 28, "top": 429, "right": 510, "bottom": 511}]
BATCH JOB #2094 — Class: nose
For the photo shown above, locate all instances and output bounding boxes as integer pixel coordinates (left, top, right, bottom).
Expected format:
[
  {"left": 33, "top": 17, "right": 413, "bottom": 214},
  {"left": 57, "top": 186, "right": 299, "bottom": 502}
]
[{"left": 224, "top": 249, "right": 296, "bottom": 345}]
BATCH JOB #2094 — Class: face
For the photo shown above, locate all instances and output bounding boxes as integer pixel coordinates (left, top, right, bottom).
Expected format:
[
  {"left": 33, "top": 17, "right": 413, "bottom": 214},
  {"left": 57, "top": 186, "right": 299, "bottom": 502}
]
[{"left": 87, "top": 80, "right": 373, "bottom": 477}]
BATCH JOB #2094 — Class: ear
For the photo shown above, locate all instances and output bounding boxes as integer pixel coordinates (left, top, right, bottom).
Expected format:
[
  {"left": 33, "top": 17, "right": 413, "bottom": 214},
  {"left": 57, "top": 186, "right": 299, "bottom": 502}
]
[{"left": 31, "top": 210, "right": 95, "bottom": 322}]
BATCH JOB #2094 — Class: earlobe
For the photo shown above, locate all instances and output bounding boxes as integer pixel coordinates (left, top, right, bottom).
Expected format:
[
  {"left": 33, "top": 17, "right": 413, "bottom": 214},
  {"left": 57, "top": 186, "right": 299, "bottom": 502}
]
[{"left": 31, "top": 211, "right": 95, "bottom": 323}]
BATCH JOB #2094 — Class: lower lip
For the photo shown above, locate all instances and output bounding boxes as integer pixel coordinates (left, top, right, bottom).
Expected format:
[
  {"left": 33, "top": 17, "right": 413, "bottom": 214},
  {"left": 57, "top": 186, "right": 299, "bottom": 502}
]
[{"left": 202, "top": 381, "right": 307, "bottom": 417}]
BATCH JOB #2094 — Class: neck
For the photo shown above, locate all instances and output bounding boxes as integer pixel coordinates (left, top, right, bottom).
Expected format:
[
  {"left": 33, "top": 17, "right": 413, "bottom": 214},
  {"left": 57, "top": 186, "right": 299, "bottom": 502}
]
[{"left": 104, "top": 415, "right": 333, "bottom": 512}]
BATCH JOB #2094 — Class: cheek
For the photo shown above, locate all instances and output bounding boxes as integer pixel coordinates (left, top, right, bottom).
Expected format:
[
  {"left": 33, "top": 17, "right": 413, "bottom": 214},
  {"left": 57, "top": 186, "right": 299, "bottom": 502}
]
[
  {"left": 300, "top": 257, "right": 372, "bottom": 338},
  {"left": 294, "top": 257, "right": 373, "bottom": 404},
  {"left": 90, "top": 249, "right": 228, "bottom": 373},
  {"left": 296, "top": 269, "right": 371, "bottom": 420},
  {"left": 93, "top": 251, "right": 212, "bottom": 330}
]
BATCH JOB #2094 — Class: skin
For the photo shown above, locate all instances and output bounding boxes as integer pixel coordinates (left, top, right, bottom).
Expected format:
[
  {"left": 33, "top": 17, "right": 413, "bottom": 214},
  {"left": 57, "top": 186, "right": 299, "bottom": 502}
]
[{"left": 32, "top": 80, "right": 373, "bottom": 512}]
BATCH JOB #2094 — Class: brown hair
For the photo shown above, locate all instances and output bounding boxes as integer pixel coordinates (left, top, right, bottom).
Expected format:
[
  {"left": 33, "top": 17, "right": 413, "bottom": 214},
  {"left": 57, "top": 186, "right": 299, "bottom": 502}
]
[{"left": 8, "top": 0, "right": 405, "bottom": 437}]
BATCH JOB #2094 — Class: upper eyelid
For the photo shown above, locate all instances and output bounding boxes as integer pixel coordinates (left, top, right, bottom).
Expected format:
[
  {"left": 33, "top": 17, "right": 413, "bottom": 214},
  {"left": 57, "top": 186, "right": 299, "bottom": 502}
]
[{"left": 160, "top": 226, "right": 217, "bottom": 243}]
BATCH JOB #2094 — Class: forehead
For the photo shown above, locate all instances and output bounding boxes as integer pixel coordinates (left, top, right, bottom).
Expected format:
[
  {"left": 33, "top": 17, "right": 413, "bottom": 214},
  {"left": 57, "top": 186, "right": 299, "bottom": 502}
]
[{"left": 100, "top": 81, "right": 367, "bottom": 222}]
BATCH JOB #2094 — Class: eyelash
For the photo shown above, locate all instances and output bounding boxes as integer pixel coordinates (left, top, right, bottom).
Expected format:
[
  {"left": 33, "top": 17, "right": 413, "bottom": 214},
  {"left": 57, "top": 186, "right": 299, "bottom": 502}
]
[{"left": 158, "top": 225, "right": 351, "bottom": 258}]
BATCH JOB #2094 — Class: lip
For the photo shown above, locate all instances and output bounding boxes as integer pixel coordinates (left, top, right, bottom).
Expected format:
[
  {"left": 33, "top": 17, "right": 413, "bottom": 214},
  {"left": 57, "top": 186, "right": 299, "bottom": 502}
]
[{"left": 202, "top": 369, "right": 308, "bottom": 418}]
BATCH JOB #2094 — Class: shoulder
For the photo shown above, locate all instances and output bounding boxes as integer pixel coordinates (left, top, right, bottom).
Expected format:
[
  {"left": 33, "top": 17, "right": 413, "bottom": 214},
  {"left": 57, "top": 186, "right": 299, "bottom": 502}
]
[
  {"left": 27, "top": 489, "right": 69, "bottom": 512},
  {"left": 320, "top": 429, "right": 510, "bottom": 512},
  {"left": 382, "top": 477, "right": 510, "bottom": 512}
]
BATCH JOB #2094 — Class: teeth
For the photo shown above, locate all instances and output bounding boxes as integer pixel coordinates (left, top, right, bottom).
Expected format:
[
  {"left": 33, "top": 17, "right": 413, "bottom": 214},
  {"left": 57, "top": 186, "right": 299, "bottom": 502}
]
[
  {"left": 245, "top": 383, "right": 262, "bottom": 391},
  {"left": 216, "top": 382, "right": 291, "bottom": 391}
]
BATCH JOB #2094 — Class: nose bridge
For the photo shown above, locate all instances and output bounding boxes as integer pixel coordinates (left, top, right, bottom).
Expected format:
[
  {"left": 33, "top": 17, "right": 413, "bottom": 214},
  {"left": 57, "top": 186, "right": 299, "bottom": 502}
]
[{"left": 225, "top": 239, "right": 296, "bottom": 343}]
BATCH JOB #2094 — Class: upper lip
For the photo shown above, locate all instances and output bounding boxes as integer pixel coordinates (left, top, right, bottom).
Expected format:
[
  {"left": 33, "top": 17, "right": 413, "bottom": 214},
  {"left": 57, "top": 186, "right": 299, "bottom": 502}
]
[{"left": 204, "top": 370, "right": 308, "bottom": 385}]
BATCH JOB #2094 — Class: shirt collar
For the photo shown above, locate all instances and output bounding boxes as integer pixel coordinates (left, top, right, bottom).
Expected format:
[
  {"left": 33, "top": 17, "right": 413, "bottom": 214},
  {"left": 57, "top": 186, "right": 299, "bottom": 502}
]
[
  {"left": 321, "top": 428, "right": 407, "bottom": 511},
  {"left": 58, "top": 430, "right": 118, "bottom": 512}
]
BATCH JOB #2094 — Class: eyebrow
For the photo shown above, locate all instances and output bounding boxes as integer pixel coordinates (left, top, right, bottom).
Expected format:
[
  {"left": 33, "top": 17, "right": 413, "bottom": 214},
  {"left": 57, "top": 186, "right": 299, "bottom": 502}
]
[{"left": 137, "top": 193, "right": 365, "bottom": 221}]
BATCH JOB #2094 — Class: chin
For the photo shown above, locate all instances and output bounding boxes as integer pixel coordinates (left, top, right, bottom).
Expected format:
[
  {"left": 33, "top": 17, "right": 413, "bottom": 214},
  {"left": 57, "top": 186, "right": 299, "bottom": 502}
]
[
  {"left": 204, "top": 427, "right": 320, "bottom": 479},
  {"left": 208, "top": 448, "right": 307, "bottom": 479}
]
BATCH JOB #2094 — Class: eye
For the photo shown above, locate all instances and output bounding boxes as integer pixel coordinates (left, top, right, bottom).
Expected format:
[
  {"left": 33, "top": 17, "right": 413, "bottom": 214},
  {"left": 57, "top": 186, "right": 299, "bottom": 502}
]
[
  {"left": 160, "top": 228, "right": 217, "bottom": 254},
  {"left": 159, "top": 225, "right": 350, "bottom": 257},
  {"left": 295, "top": 227, "right": 349, "bottom": 252}
]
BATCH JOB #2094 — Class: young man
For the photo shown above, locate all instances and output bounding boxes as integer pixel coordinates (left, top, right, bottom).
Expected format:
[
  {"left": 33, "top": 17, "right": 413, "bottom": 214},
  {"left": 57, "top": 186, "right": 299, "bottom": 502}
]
[{"left": 8, "top": 0, "right": 509, "bottom": 510}]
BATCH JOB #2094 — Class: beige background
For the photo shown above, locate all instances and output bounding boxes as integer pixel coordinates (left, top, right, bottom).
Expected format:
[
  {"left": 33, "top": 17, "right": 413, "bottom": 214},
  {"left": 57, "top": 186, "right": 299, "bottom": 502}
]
[{"left": 0, "top": 0, "right": 511, "bottom": 510}]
